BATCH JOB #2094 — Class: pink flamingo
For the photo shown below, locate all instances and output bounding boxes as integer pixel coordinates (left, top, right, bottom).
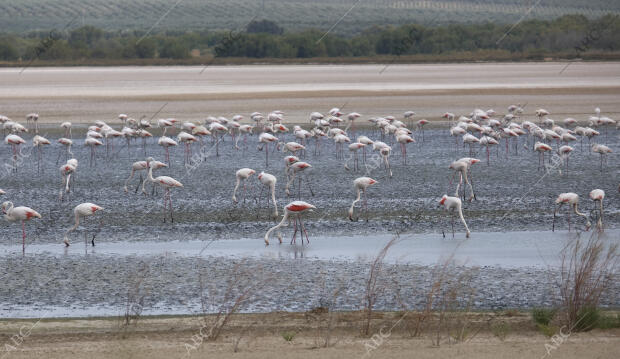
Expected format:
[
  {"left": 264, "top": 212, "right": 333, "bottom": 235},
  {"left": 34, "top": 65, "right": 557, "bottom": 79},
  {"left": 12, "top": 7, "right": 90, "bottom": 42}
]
[
  {"left": 158, "top": 136, "right": 178, "bottom": 167},
  {"left": 32, "top": 135, "right": 50, "bottom": 173},
  {"left": 438, "top": 195, "right": 470, "bottom": 238},
  {"left": 84, "top": 137, "right": 102, "bottom": 167},
  {"left": 258, "top": 171, "right": 278, "bottom": 218},
  {"left": 59, "top": 162, "right": 77, "bottom": 201},
  {"left": 345, "top": 142, "right": 366, "bottom": 171},
  {"left": 146, "top": 157, "right": 183, "bottom": 223},
  {"left": 552, "top": 193, "right": 590, "bottom": 232},
  {"left": 177, "top": 131, "right": 197, "bottom": 165},
  {"left": 63, "top": 203, "right": 104, "bottom": 246},
  {"left": 123, "top": 159, "right": 167, "bottom": 194},
  {"left": 232, "top": 168, "right": 256, "bottom": 204},
  {"left": 348, "top": 177, "right": 377, "bottom": 222},
  {"left": 264, "top": 201, "right": 316, "bottom": 245},
  {"left": 2, "top": 201, "right": 41, "bottom": 254},
  {"left": 396, "top": 133, "right": 415, "bottom": 164},
  {"left": 258, "top": 132, "right": 278, "bottom": 167},
  {"left": 5, "top": 134, "right": 25, "bottom": 173},
  {"left": 57, "top": 138, "right": 73, "bottom": 164},
  {"left": 589, "top": 189, "right": 605, "bottom": 231},
  {"left": 534, "top": 142, "right": 553, "bottom": 170},
  {"left": 286, "top": 161, "right": 313, "bottom": 198}
]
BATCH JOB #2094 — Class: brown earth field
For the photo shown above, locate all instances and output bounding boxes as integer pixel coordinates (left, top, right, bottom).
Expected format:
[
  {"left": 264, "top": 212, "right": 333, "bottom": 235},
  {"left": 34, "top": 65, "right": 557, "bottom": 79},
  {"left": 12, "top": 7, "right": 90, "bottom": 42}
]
[{"left": 0, "top": 311, "right": 618, "bottom": 359}]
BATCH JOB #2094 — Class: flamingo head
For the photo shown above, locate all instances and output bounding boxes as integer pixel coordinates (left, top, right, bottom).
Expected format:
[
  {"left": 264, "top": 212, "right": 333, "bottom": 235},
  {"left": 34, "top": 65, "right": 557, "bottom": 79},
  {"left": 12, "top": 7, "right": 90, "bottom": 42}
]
[
  {"left": 439, "top": 195, "right": 447, "bottom": 206},
  {"left": 145, "top": 157, "right": 154, "bottom": 168},
  {"left": 1, "top": 201, "right": 11, "bottom": 214}
]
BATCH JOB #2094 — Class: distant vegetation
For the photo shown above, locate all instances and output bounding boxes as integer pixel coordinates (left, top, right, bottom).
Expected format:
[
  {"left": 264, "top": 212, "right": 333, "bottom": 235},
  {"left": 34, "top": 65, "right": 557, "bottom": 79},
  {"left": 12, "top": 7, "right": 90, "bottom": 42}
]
[
  {"left": 1, "top": 0, "right": 619, "bottom": 34},
  {"left": 0, "top": 14, "right": 619, "bottom": 64}
]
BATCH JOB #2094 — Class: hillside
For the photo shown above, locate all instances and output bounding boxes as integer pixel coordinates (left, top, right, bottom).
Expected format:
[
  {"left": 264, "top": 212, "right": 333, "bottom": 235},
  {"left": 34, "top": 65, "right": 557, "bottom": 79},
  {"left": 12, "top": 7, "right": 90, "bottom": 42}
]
[{"left": 1, "top": 0, "right": 619, "bottom": 34}]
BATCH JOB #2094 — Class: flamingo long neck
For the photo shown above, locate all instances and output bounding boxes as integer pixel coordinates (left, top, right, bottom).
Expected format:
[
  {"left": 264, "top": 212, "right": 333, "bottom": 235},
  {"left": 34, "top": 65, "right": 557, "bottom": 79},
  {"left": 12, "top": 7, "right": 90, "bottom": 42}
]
[
  {"left": 572, "top": 203, "right": 591, "bottom": 227},
  {"left": 147, "top": 164, "right": 155, "bottom": 182},
  {"left": 285, "top": 171, "right": 297, "bottom": 194},
  {"left": 457, "top": 204, "right": 470, "bottom": 235},
  {"left": 64, "top": 212, "right": 80, "bottom": 240},
  {"left": 265, "top": 210, "right": 289, "bottom": 244},
  {"left": 65, "top": 173, "right": 71, "bottom": 192},
  {"left": 349, "top": 186, "right": 362, "bottom": 217},
  {"left": 269, "top": 183, "right": 278, "bottom": 216},
  {"left": 124, "top": 169, "right": 135, "bottom": 191},
  {"left": 233, "top": 176, "right": 241, "bottom": 201},
  {"left": 5, "top": 203, "right": 14, "bottom": 218}
]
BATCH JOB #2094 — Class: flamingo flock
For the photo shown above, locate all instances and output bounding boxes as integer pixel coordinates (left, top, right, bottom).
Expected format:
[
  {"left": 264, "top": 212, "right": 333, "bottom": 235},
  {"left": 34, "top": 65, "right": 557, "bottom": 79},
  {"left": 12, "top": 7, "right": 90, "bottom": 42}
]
[{"left": 0, "top": 106, "right": 617, "bottom": 253}]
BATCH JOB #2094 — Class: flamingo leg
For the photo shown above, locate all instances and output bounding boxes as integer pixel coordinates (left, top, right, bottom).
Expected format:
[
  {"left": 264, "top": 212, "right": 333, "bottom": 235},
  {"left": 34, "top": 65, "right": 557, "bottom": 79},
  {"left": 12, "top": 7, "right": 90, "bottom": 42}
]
[
  {"left": 364, "top": 190, "right": 369, "bottom": 222},
  {"left": 451, "top": 209, "right": 455, "bottom": 239},
  {"left": 22, "top": 220, "right": 26, "bottom": 255},
  {"left": 291, "top": 217, "right": 298, "bottom": 244},
  {"left": 163, "top": 188, "right": 167, "bottom": 223},
  {"left": 300, "top": 216, "right": 309, "bottom": 244}
]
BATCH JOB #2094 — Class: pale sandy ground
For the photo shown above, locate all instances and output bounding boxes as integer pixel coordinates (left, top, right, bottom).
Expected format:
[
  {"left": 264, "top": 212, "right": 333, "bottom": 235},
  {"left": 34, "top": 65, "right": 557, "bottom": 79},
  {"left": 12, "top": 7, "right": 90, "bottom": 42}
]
[
  {"left": 0, "top": 312, "right": 618, "bottom": 358},
  {"left": 1, "top": 62, "right": 619, "bottom": 126}
]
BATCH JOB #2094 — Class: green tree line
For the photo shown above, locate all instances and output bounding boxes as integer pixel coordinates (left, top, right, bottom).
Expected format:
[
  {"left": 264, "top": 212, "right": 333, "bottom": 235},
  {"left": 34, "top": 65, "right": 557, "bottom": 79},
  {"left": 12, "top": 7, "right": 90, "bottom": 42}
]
[{"left": 1, "top": 14, "right": 619, "bottom": 62}]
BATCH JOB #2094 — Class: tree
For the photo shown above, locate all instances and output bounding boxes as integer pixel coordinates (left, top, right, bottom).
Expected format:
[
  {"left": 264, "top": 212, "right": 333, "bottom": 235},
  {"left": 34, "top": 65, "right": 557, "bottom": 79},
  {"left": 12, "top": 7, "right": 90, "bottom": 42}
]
[
  {"left": 135, "top": 38, "right": 156, "bottom": 58},
  {"left": 0, "top": 39, "right": 18, "bottom": 60},
  {"left": 159, "top": 39, "right": 189, "bottom": 59},
  {"left": 69, "top": 26, "right": 103, "bottom": 49},
  {"left": 246, "top": 19, "right": 284, "bottom": 35}
]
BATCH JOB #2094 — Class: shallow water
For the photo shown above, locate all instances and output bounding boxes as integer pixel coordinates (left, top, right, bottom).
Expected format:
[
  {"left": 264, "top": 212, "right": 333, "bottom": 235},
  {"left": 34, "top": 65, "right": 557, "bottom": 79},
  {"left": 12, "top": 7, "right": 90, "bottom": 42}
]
[{"left": 2, "top": 230, "right": 617, "bottom": 269}]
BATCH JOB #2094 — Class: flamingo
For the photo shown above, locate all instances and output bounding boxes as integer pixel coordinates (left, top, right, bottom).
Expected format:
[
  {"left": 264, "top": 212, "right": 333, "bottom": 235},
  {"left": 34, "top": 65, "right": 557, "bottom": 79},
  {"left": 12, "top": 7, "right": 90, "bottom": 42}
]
[
  {"left": 56, "top": 138, "right": 73, "bottom": 164},
  {"left": 123, "top": 159, "right": 167, "bottom": 194},
  {"left": 449, "top": 158, "right": 479, "bottom": 201},
  {"left": 438, "top": 195, "right": 470, "bottom": 238},
  {"left": 158, "top": 136, "right": 178, "bottom": 166},
  {"left": 589, "top": 189, "right": 605, "bottom": 231},
  {"left": 84, "top": 137, "right": 102, "bottom": 166},
  {"left": 348, "top": 177, "right": 377, "bottom": 222},
  {"left": 32, "top": 135, "right": 50, "bottom": 173},
  {"left": 591, "top": 144, "right": 611, "bottom": 171},
  {"left": 1, "top": 201, "right": 41, "bottom": 254},
  {"left": 264, "top": 201, "right": 316, "bottom": 245},
  {"left": 347, "top": 112, "right": 361, "bottom": 136},
  {"left": 345, "top": 142, "right": 366, "bottom": 171},
  {"left": 146, "top": 157, "right": 183, "bottom": 222},
  {"left": 26, "top": 113, "right": 39, "bottom": 133},
  {"left": 177, "top": 131, "right": 197, "bottom": 165},
  {"left": 479, "top": 136, "right": 498, "bottom": 165},
  {"left": 61, "top": 122, "right": 72, "bottom": 138},
  {"left": 63, "top": 203, "right": 104, "bottom": 246},
  {"left": 416, "top": 119, "right": 429, "bottom": 142},
  {"left": 232, "top": 168, "right": 256, "bottom": 204},
  {"left": 59, "top": 162, "right": 77, "bottom": 201},
  {"left": 286, "top": 161, "right": 313, "bottom": 198},
  {"left": 357, "top": 136, "right": 374, "bottom": 163},
  {"left": 5, "top": 134, "right": 25, "bottom": 173},
  {"left": 552, "top": 193, "right": 590, "bottom": 232},
  {"left": 534, "top": 142, "right": 553, "bottom": 170},
  {"left": 209, "top": 122, "right": 228, "bottom": 156},
  {"left": 396, "top": 133, "right": 415, "bottom": 164},
  {"left": 258, "top": 132, "right": 278, "bottom": 167},
  {"left": 237, "top": 124, "right": 253, "bottom": 150},
  {"left": 558, "top": 145, "right": 573, "bottom": 173},
  {"left": 258, "top": 171, "right": 278, "bottom": 218}
]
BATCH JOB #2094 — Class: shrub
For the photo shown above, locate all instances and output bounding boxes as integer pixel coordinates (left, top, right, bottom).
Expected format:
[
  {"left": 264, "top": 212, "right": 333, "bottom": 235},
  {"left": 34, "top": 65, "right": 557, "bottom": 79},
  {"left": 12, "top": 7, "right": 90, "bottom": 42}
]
[{"left": 532, "top": 308, "right": 557, "bottom": 326}]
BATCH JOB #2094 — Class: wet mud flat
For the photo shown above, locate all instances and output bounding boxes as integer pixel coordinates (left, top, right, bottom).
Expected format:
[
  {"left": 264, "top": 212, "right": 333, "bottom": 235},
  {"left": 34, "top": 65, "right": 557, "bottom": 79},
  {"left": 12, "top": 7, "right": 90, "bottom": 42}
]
[
  {"left": 2, "top": 249, "right": 618, "bottom": 319},
  {"left": 0, "top": 127, "right": 617, "bottom": 243}
]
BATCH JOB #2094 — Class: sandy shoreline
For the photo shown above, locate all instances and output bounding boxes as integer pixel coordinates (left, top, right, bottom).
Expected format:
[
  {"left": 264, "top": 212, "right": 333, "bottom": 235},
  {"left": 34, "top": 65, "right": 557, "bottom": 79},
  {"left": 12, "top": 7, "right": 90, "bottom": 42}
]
[
  {"left": 0, "top": 312, "right": 618, "bottom": 358},
  {"left": 1, "top": 62, "right": 619, "bottom": 125}
]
